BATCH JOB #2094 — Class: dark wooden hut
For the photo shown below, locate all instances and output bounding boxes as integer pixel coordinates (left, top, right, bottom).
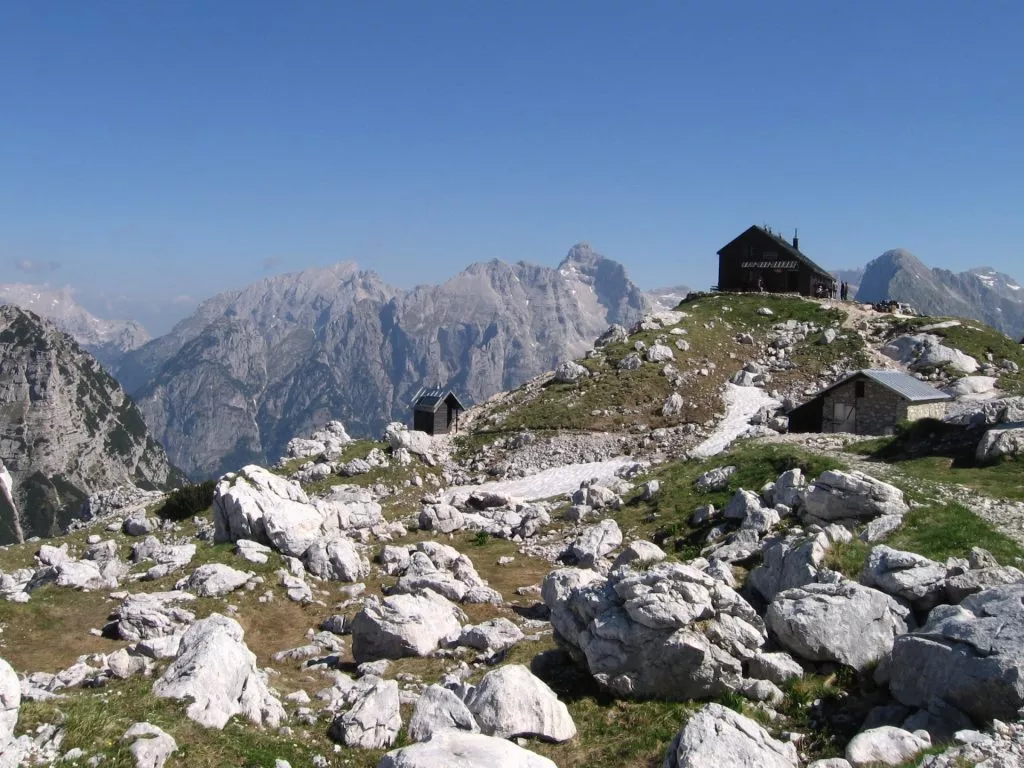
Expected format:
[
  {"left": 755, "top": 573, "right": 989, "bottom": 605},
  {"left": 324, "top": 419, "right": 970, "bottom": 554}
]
[
  {"left": 411, "top": 388, "right": 466, "bottom": 435},
  {"left": 717, "top": 225, "right": 836, "bottom": 297}
]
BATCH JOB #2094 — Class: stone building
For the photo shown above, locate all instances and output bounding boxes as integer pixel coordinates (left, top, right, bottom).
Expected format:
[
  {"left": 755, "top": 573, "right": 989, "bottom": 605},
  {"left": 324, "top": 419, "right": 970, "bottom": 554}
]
[{"left": 788, "top": 369, "right": 951, "bottom": 435}]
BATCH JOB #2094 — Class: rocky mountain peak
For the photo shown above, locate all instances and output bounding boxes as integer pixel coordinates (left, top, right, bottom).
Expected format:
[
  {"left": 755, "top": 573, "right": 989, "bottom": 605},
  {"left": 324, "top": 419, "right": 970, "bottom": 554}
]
[
  {"left": 0, "top": 283, "right": 150, "bottom": 371},
  {"left": 0, "top": 305, "right": 185, "bottom": 543}
]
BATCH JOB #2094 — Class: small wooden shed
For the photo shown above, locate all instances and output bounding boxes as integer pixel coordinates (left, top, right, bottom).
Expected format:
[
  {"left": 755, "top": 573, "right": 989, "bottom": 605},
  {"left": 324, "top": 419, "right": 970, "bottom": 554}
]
[
  {"left": 411, "top": 388, "right": 466, "bottom": 436},
  {"left": 788, "top": 369, "right": 952, "bottom": 435}
]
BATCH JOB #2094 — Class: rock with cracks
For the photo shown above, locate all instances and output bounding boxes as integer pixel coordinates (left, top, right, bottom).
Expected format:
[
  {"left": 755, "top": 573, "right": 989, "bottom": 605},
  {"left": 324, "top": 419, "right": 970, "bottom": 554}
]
[
  {"left": 175, "top": 564, "right": 251, "bottom": 598},
  {"left": 351, "top": 591, "right": 465, "bottom": 662},
  {"left": 766, "top": 581, "right": 910, "bottom": 671},
  {"left": 543, "top": 562, "right": 766, "bottom": 700},
  {"left": 330, "top": 677, "right": 401, "bottom": 749},
  {"left": 406, "top": 684, "right": 479, "bottom": 743},
  {"left": 888, "top": 582, "right": 1024, "bottom": 723},
  {"left": 0, "top": 657, "right": 19, "bottom": 742},
  {"left": 121, "top": 722, "right": 178, "bottom": 768},
  {"left": 802, "top": 471, "right": 908, "bottom": 522},
  {"left": 465, "top": 664, "right": 576, "bottom": 742},
  {"left": 153, "top": 614, "right": 285, "bottom": 729},
  {"left": 663, "top": 702, "right": 798, "bottom": 768},
  {"left": 845, "top": 726, "right": 931, "bottom": 767},
  {"left": 378, "top": 730, "right": 556, "bottom": 768}
]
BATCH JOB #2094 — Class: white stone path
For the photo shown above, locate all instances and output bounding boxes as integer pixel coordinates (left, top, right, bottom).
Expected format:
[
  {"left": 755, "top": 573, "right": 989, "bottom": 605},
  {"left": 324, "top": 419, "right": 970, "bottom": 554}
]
[{"left": 444, "top": 457, "right": 635, "bottom": 503}]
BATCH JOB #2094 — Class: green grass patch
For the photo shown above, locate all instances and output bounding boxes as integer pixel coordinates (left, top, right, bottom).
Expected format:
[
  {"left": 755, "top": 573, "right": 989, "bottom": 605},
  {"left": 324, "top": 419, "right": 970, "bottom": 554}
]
[
  {"left": 823, "top": 538, "right": 871, "bottom": 579},
  {"left": 887, "top": 502, "right": 1024, "bottom": 564}
]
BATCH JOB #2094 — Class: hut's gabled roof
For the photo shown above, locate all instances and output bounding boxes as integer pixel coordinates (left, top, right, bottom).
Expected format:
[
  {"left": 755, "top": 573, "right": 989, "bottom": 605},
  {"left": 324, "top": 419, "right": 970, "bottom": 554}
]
[
  {"left": 818, "top": 369, "right": 952, "bottom": 403},
  {"left": 718, "top": 225, "right": 835, "bottom": 280}
]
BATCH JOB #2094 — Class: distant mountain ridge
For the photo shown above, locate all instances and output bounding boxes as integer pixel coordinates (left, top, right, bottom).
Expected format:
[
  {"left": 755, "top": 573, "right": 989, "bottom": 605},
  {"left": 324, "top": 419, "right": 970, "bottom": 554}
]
[
  {"left": 856, "top": 249, "right": 1024, "bottom": 339},
  {"left": 0, "top": 306, "right": 184, "bottom": 543},
  {"left": 122, "top": 244, "right": 650, "bottom": 478},
  {"left": 0, "top": 283, "right": 150, "bottom": 371}
]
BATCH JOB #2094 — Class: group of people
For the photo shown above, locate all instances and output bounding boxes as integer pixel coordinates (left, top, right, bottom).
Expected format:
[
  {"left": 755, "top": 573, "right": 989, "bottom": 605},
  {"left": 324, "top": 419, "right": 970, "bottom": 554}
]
[{"left": 815, "top": 280, "right": 852, "bottom": 300}]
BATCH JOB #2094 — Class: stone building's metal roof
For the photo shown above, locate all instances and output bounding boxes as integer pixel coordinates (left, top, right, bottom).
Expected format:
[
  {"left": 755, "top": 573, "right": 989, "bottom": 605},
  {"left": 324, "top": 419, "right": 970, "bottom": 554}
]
[{"left": 824, "top": 369, "right": 952, "bottom": 402}]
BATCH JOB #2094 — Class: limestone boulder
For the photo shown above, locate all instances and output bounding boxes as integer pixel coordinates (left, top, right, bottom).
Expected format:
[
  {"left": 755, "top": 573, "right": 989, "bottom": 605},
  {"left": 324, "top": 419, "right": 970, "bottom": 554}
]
[
  {"left": 466, "top": 664, "right": 576, "bottom": 742},
  {"left": 121, "top": 722, "right": 177, "bottom": 768},
  {"left": 612, "top": 540, "right": 667, "bottom": 570},
  {"left": 767, "top": 581, "right": 910, "bottom": 671},
  {"left": 384, "top": 422, "right": 434, "bottom": 459},
  {"left": 113, "top": 591, "right": 197, "bottom": 642},
  {"left": 976, "top": 423, "right": 1024, "bottom": 463},
  {"left": 845, "top": 726, "right": 930, "bottom": 767},
  {"left": 303, "top": 538, "right": 370, "bottom": 582},
  {"left": 543, "top": 562, "right": 765, "bottom": 700},
  {"left": 662, "top": 703, "right": 798, "bottom": 768},
  {"left": 749, "top": 530, "right": 830, "bottom": 603},
  {"left": 0, "top": 657, "right": 19, "bottom": 742},
  {"left": 406, "top": 684, "right": 478, "bottom": 743},
  {"left": 459, "top": 618, "right": 524, "bottom": 653},
  {"left": 212, "top": 465, "right": 313, "bottom": 548},
  {"left": 378, "top": 730, "right": 556, "bottom": 768},
  {"left": 696, "top": 466, "right": 735, "bottom": 493},
  {"left": 351, "top": 591, "right": 465, "bottom": 662},
  {"left": 554, "top": 360, "right": 590, "bottom": 383},
  {"left": 860, "top": 546, "right": 947, "bottom": 612},
  {"left": 176, "top": 564, "right": 251, "bottom": 598},
  {"left": 566, "top": 519, "right": 622, "bottom": 568},
  {"left": 889, "top": 582, "right": 1024, "bottom": 722},
  {"left": 329, "top": 677, "right": 401, "bottom": 749},
  {"left": 803, "top": 471, "right": 908, "bottom": 522},
  {"left": 153, "top": 614, "right": 285, "bottom": 729}
]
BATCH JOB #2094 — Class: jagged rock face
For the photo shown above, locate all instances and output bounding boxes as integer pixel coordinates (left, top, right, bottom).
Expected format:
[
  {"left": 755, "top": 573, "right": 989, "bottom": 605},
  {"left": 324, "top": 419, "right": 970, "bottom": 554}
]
[
  {"left": 0, "top": 306, "right": 185, "bottom": 543},
  {"left": 0, "top": 283, "right": 150, "bottom": 371},
  {"left": 857, "top": 249, "right": 1024, "bottom": 339},
  {"left": 125, "top": 247, "right": 648, "bottom": 477}
]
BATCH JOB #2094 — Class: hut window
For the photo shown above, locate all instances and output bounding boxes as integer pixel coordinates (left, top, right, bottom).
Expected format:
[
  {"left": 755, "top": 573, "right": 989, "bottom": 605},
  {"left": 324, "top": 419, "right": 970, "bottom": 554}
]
[{"left": 855, "top": 381, "right": 866, "bottom": 398}]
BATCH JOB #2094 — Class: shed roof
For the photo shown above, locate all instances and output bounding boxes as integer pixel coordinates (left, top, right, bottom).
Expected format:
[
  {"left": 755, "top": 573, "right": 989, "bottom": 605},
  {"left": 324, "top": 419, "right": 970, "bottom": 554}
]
[
  {"left": 719, "top": 225, "right": 835, "bottom": 281},
  {"left": 411, "top": 387, "right": 466, "bottom": 411},
  {"left": 820, "top": 369, "right": 952, "bottom": 403}
]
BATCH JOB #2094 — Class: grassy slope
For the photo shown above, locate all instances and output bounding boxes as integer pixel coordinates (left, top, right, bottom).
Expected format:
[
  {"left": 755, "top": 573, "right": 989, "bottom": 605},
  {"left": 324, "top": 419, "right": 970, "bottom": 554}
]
[{"left": 476, "top": 293, "right": 866, "bottom": 436}]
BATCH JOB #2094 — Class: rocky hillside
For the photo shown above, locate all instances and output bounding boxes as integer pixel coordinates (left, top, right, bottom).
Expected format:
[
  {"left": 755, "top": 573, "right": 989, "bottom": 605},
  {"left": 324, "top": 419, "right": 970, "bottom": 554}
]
[
  {"left": 0, "top": 306, "right": 185, "bottom": 543},
  {"left": 0, "top": 295, "right": 1020, "bottom": 767},
  {"left": 857, "top": 249, "right": 1024, "bottom": 339},
  {"left": 123, "top": 245, "right": 648, "bottom": 479},
  {"left": 0, "top": 283, "right": 150, "bottom": 371}
]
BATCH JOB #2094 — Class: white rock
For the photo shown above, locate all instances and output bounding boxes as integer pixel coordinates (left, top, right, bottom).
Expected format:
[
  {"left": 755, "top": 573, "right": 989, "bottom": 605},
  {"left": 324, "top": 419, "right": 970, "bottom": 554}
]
[
  {"left": 459, "top": 618, "right": 524, "bottom": 652},
  {"left": 379, "top": 730, "right": 556, "bottom": 768},
  {"left": 351, "top": 591, "right": 465, "bottom": 662},
  {"left": 303, "top": 538, "right": 370, "bottom": 582},
  {"left": 466, "top": 665, "right": 576, "bottom": 742},
  {"left": 612, "top": 540, "right": 667, "bottom": 570},
  {"left": 153, "top": 614, "right": 285, "bottom": 729},
  {"left": 176, "top": 563, "right": 251, "bottom": 598},
  {"left": 121, "top": 722, "right": 177, "bottom": 768},
  {"left": 845, "top": 726, "right": 930, "bottom": 767},
  {"left": 0, "top": 657, "right": 19, "bottom": 741},
  {"left": 329, "top": 677, "right": 401, "bottom": 749},
  {"left": 663, "top": 702, "right": 798, "bottom": 768},
  {"left": 568, "top": 519, "right": 622, "bottom": 568},
  {"left": 407, "top": 684, "right": 479, "bottom": 743}
]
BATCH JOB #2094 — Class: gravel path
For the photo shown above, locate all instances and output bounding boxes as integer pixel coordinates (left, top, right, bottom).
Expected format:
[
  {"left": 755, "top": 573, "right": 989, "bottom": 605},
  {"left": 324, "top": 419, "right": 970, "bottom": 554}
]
[
  {"left": 444, "top": 456, "right": 635, "bottom": 502},
  {"left": 689, "top": 384, "right": 780, "bottom": 459}
]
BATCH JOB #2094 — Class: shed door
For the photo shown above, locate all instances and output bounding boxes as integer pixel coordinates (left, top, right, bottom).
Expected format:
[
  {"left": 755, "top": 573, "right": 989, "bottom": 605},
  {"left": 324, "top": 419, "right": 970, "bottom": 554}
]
[{"left": 834, "top": 403, "right": 856, "bottom": 433}]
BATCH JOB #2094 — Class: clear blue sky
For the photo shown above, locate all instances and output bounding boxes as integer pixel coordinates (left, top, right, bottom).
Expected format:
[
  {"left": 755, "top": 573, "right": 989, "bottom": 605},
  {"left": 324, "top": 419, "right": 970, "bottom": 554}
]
[{"left": 1, "top": 2, "right": 1021, "bottom": 330}]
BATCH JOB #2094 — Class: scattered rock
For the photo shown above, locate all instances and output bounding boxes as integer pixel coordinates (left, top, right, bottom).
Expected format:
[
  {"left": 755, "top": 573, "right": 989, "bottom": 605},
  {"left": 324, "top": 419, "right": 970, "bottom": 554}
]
[
  {"left": 466, "top": 664, "right": 576, "bottom": 743},
  {"left": 767, "top": 581, "right": 910, "bottom": 671},
  {"left": 121, "top": 722, "right": 177, "bottom": 768},
  {"left": 153, "top": 614, "right": 285, "bottom": 729},
  {"left": 406, "top": 684, "right": 478, "bottom": 743},
  {"left": 351, "top": 591, "right": 465, "bottom": 662},
  {"left": 663, "top": 702, "right": 798, "bottom": 768},
  {"left": 329, "top": 677, "right": 401, "bottom": 749},
  {"left": 176, "top": 564, "right": 251, "bottom": 598},
  {"left": 611, "top": 540, "right": 667, "bottom": 570},
  {"left": 845, "top": 726, "right": 930, "bottom": 767},
  {"left": 378, "top": 730, "right": 556, "bottom": 768},
  {"left": 803, "top": 471, "right": 908, "bottom": 522},
  {"left": 459, "top": 618, "right": 525, "bottom": 653}
]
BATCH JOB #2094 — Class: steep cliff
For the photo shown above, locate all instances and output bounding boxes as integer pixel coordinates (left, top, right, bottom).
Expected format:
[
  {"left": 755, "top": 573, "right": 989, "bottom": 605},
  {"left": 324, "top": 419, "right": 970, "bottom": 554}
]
[{"left": 0, "top": 306, "right": 185, "bottom": 543}]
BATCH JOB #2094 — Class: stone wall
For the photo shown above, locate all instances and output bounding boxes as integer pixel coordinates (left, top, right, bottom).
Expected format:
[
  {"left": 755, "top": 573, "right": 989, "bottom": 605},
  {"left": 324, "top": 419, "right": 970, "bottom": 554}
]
[
  {"left": 906, "top": 401, "right": 947, "bottom": 422},
  {"left": 822, "top": 378, "right": 907, "bottom": 435}
]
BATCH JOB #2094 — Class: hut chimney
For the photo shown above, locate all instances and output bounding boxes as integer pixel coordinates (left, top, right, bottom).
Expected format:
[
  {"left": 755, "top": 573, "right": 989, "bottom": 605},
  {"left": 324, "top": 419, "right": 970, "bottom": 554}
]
[{"left": 793, "top": 228, "right": 799, "bottom": 250}]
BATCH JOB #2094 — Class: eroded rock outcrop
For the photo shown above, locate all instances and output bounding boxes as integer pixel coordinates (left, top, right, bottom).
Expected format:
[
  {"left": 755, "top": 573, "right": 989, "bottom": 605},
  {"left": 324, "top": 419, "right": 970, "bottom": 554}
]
[{"left": 543, "top": 562, "right": 765, "bottom": 700}]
